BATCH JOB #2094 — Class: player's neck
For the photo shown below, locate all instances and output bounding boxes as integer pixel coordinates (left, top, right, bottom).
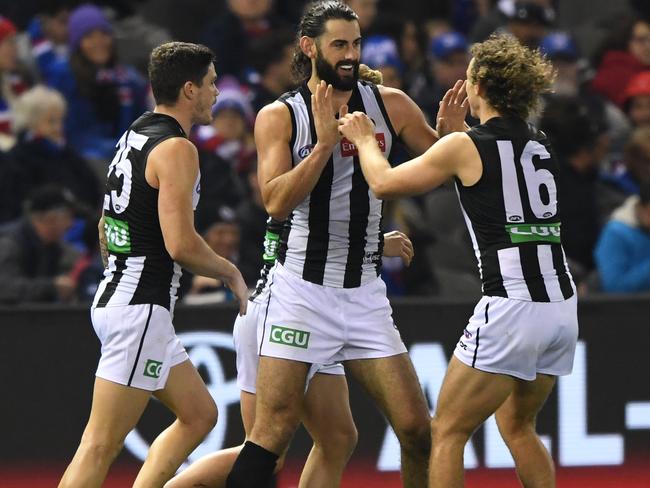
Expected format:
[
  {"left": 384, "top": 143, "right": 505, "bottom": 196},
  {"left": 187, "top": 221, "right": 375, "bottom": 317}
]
[
  {"left": 153, "top": 105, "right": 192, "bottom": 136},
  {"left": 307, "top": 75, "right": 354, "bottom": 110},
  {"left": 477, "top": 103, "right": 502, "bottom": 125}
]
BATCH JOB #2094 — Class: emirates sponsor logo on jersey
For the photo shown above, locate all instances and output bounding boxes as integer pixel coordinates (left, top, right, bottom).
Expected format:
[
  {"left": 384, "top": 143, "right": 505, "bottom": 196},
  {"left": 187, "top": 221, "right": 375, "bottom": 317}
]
[{"left": 340, "top": 133, "right": 386, "bottom": 157}]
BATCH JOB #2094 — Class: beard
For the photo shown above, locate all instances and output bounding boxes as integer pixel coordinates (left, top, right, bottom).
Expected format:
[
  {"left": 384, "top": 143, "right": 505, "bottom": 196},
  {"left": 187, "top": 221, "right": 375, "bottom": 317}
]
[{"left": 315, "top": 48, "right": 359, "bottom": 91}]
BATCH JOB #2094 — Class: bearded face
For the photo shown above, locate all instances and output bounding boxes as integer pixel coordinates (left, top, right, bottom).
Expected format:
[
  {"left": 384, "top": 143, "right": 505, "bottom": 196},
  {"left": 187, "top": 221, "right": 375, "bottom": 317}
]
[{"left": 315, "top": 43, "right": 359, "bottom": 91}]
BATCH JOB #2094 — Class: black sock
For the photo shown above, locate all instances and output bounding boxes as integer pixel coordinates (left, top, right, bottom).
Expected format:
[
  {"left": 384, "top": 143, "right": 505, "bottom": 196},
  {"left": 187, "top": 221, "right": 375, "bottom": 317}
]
[{"left": 226, "top": 441, "right": 279, "bottom": 488}]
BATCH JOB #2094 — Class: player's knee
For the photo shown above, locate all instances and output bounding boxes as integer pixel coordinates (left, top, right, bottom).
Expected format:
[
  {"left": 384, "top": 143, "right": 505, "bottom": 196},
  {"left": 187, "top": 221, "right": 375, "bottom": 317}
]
[
  {"left": 430, "top": 415, "right": 472, "bottom": 445},
  {"left": 496, "top": 413, "right": 536, "bottom": 443},
  {"left": 78, "top": 432, "right": 123, "bottom": 464},
  {"left": 316, "top": 422, "right": 358, "bottom": 462},
  {"left": 180, "top": 396, "right": 218, "bottom": 437},
  {"left": 394, "top": 414, "right": 431, "bottom": 458}
]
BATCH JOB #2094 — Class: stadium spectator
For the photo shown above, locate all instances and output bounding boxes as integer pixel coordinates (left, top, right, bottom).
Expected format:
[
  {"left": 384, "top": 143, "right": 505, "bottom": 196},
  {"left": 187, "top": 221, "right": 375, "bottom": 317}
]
[
  {"left": 344, "top": 0, "right": 378, "bottom": 33},
  {"left": 426, "top": 31, "right": 469, "bottom": 120},
  {"left": 247, "top": 29, "right": 296, "bottom": 113},
  {"left": 603, "top": 126, "right": 650, "bottom": 195},
  {"left": 0, "top": 185, "right": 79, "bottom": 304},
  {"left": 193, "top": 76, "right": 256, "bottom": 175},
  {"left": 470, "top": 0, "right": 554, "bottom": 45},
  {"left": 25, "top": 2, "right": 71, "bottom": 81},
  {"left": 622, "top": 70, "right": 650, "bottom": 128},
  {"left": 539, "top": 31, "right": 631, "bottom": 160},
  {"left": 595, "top": 181, "right": 650, "bottom": 293},
  {"left": 591, "top": 16, "right": 650, "bottom": 107},
  {"left": 505, "top": 1, "right": 554, "bottom": 48},
  {"left": 0, "top": 15, "right": 29, "bottom": 146},
  {"left": 44, "top": 4, "right": 148, "bottom": 161},
  {"left": 184, "top": 207, "right": 241, "bottom": 304},
  {"left": 201, "top": 0, "right": 289, "bottom": 79},
  {"left": 9, "top": 85, "right": 101, "bottom": 212},
  {"left": 540, "top": 95, "right": 609, "bottom": 281},
  {"left": 361, "top": 34, "right": 404, "bottom": 88},
  {"left": 235, "top": 163, "right": 270, "bottom": 286}
]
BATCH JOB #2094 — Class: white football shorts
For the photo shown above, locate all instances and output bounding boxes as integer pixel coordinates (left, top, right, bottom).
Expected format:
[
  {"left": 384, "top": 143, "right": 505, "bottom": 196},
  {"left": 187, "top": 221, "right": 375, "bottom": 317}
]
[
  {"left": 454, "top": 294, "right": 579, "bottom": 381},
  {"left": 258, "top": 264, "right": 407, "bottom": 365},
  {"left": 91, "top": 304, "right": 189, "bottom": 391}
]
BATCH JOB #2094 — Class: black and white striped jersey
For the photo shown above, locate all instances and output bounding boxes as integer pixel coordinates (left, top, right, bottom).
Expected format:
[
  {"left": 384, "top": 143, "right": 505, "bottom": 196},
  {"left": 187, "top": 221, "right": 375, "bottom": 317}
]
[
  {"left": 276, "top": 80, "right": 398, "bottom": 288},
  {"left": 457, "top": 116, "right": 575, "bottom": 302},
  {"left": 93, "top": 112, "right": 201, "bottom": 311}
]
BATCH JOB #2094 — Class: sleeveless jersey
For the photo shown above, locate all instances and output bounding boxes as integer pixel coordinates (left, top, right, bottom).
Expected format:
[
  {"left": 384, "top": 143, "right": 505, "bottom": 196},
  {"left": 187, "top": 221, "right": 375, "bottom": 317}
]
[
  {"left": 276, "top": 80, "right": 398, "bottom": 288},
  {"left": 457, "top": 116, "right": 575, "bottom": 302},
  {"left": 93, "top": 112, "right": 200, "bottom": 311}
]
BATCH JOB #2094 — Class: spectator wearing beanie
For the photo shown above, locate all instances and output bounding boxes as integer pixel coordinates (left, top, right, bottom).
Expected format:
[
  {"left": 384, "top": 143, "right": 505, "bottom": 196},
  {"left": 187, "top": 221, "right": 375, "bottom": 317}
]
[
  {"left": 623, "top": 71, "right": 650, "bottom": 128},
  {"left": 43, "top": 4, "right": 148, "bottom": 162}
]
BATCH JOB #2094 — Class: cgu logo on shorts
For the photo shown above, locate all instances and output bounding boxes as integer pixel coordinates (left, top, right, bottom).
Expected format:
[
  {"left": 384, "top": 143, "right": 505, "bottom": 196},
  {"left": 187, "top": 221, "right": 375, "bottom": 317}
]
[
  {"left": 340, "top": 133, "right": 386, "bottom": 157},
  {"left": 269, "top": 325, "right": 310, "bottom": 348},
  {"left": 143, "top": 359, "right": 163, "bottom": 378}
]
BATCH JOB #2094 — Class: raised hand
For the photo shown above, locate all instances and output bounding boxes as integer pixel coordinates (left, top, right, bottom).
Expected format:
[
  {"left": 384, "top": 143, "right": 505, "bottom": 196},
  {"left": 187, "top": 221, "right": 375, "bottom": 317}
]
[
  {"left": 338, "top": 111, "right": 375, "bottom": 146},
  {"left": 382, "top": 230, "right": 415, "bottom": 266},
  {"left": 436, "top": 79, "right": 469, "bottom": 137},
  {"left": 312, "top": 80, "right": 340, "bottom": 148}
]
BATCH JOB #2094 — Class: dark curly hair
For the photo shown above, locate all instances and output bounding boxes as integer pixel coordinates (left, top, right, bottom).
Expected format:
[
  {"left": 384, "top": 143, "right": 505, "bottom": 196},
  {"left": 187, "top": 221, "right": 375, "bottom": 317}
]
[
  {"left": 469, "top": 34, "right": 555, "bottom": 120},
  {"left": 290, "top": 1, "right": 358, "bottom": 83}
]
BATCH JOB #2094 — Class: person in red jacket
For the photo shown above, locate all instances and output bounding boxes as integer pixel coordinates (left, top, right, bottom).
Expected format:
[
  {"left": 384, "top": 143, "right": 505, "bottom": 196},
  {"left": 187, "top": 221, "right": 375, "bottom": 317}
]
[{"left": 591, "top": 17, "right": 650, "bottom": 107}]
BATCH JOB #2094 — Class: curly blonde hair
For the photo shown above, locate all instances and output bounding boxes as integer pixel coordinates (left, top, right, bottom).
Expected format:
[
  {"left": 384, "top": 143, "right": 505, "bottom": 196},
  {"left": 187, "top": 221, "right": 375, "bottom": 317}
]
[
  {"left": 359, "top": 63, "right": 383, "bottom": 85},
  {"left": 469, "top": 34, "right": 555, "bottom": 119}
]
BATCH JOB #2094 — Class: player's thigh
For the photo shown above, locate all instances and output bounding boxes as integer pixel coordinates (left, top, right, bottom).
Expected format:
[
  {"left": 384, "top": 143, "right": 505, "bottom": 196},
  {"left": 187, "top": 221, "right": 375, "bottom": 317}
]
[
  {"left": 153, "top": 359, "right": 216, "bottom": 424},
  {"left": 495, "top": 373, "right": 556, "bottom": 434},
  {"left": 255, "top": 356, "right": 309, "bottom": 418},
  {"left": 302, "top": 372, "right": 356, "bottom": 446},
  {"left": 84, "top": 377, "right": 151, "bottom": 442},
  {"left": 345, "top": 353, "right": 429, "bottom": 430},
  {"left": 433, "top": 356, "right": 514, "bottom": 436}
]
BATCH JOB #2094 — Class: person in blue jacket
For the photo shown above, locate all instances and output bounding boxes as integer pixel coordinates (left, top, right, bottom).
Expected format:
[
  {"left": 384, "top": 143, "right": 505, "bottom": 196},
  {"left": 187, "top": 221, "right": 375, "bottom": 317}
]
[
  {"left": 595, "top": 180, "right": 650, "bottom": 293},
  {"left": 44, "top": 4, "right": 148, "bottom": 161}
]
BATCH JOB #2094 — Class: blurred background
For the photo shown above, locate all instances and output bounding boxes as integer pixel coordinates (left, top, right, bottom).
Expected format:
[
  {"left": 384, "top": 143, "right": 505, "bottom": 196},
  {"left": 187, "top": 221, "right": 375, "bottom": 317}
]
[{"left": 0, "top": 0, "right": 649, "bottom": 486}]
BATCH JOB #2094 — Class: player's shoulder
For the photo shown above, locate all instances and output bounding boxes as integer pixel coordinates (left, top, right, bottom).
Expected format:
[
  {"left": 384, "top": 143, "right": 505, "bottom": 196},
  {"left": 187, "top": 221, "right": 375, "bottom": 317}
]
[
  {"left": 149, "top": 137, "right": 198, "bottom": 166},
  {"left": 255, "top": 101, "right": 292, "bottom": 134}
]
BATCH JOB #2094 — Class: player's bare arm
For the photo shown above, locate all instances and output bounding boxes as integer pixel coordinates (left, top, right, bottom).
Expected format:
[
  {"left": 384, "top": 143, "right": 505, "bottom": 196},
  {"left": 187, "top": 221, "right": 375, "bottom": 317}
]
[
  {"left": 257, "top": 82, "right": 345, "bottom": 220},
  {"left": 98, "top": 212, "right": 108, "bottom": 268},
  {"left": 148, "top": 137, "right": 248, "bottom": 314},
  {"left": 339, "top": 112, "right": 480, "bottom": 198},
  {"left": 378, "top": 85, "right": 439, "bottom": 155}
]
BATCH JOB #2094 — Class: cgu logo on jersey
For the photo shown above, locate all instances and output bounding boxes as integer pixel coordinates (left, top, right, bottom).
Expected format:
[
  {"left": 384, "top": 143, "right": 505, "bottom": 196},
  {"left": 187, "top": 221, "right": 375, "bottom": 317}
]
[
  {"left": 269, "top": 325, "right": 310, "bottom": 348},
  {"left": 340, "top": 133, "right": 386, "bottom": 157},
  {"left": 506, "top": 222, "right": 561, "bottom": 244},
  {"left": 104, "top": 216, "right": 132, "bottom": 253}
]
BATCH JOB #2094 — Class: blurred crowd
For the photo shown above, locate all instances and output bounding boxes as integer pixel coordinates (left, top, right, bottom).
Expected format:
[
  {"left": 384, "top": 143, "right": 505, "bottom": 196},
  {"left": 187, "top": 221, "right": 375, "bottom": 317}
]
[{"left": 1, "top": 0, "right": 650, "bottom": 305}]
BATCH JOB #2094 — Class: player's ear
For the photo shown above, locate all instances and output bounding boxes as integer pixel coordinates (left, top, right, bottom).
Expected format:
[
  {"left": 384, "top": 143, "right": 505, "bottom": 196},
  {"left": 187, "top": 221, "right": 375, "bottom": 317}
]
[
  {"left": 182, "top": 81, "right": 194, "bottom": 101},
  {"left": 300, "top": 36, "right": 316, "bottom": 59}
]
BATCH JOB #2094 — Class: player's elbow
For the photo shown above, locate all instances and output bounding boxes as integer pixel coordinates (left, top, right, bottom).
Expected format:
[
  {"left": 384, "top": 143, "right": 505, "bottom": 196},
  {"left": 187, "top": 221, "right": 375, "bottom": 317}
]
[
  {"left": 165, "top": 236, "right": 194, "bottom": 263},
  {"left": 371, "top": 181, "right": 397, "bottom": 200}
]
